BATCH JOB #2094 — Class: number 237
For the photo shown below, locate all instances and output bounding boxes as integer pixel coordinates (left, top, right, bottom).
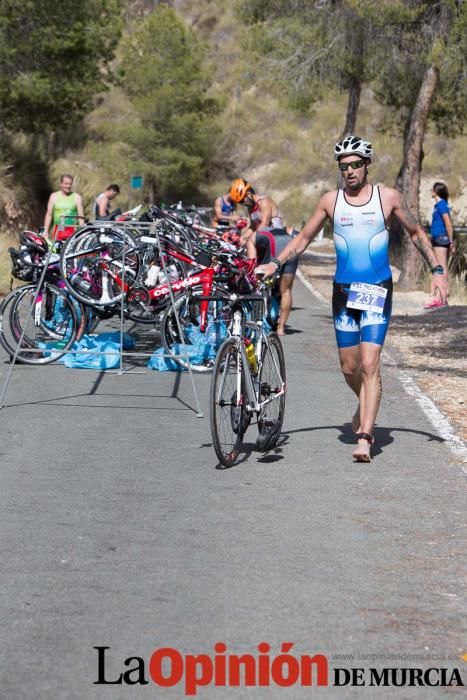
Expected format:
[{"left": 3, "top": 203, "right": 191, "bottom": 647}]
[{"left": 355, "top": 292, "right": 378, "bottom": 305}]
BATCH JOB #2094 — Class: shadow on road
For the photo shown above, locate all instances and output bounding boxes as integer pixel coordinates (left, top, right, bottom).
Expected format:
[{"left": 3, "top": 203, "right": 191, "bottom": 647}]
[
  {"left": 282, "top": 423, "right": 444, "bottom": 458},
  {"left": 201, "top": 421, "right": 444, "bottom": 467},
  {"left": 2, "top": 368, "right": 201, "bottom": 414}
]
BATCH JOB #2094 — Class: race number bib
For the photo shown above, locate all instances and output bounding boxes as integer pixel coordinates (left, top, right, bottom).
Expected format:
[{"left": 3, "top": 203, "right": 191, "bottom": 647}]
[{"left": 346, "top": 282, "right": 387, "bottom": 313}]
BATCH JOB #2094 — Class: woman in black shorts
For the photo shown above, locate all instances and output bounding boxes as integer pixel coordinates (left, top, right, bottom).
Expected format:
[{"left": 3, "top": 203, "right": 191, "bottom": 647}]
[{"left": 424, "top": 182, "right": 454, "bottom": 309}]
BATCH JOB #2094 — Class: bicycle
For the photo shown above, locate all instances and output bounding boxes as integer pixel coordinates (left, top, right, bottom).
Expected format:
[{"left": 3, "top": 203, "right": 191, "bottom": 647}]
[
  {"left": 1, "top": 231, "right": 95, "bottom": 364},
  {"left": 209, "top": 278, "right": 286, "bottom": 466}
]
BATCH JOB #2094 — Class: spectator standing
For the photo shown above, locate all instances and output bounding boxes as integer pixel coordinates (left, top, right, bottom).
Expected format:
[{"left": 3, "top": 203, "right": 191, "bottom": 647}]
[
  {"left": 424, "top": 181, "right": 454, "bottom": 309},
  {"left": 43, "top": 174, "right": 84, "bottom": 241}
]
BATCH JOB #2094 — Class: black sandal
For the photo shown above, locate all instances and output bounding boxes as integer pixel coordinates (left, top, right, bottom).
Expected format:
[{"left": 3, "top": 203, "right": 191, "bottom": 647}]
[{"left": 355, "top": 432, "right": 374, "bottom": 445}]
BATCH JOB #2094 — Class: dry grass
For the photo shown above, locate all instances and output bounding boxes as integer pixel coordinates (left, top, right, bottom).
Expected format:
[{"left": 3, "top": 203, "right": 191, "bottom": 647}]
[{"left": 0, "top": 227, "right": 19, "bottom": 294}]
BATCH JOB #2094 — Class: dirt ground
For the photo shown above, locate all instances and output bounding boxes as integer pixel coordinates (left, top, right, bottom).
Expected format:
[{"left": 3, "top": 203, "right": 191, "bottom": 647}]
[{"left": 299, "top": 242, "right": 466, "bottom": 445}]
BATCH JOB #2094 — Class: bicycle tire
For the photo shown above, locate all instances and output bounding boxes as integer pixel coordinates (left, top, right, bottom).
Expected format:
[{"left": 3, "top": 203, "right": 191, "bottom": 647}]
[
  {"left": 11, "top": 283, "right": 79, "bottom": 363},
  {"left": 256, "top": 332, "right": 286, "bottom": 450},
  {"left": 5, "top": 283, "right": 79, "bottom": 364},
  {"left": 210, "top": 336, "right": 249, "bottom": 467},
  {"left": 60, "top": 226, "right": 139, "bottom": 307},
  {"left": 0, "top": 287, "right": 28, "bottom": 361},
  {"left": 159, "top": 285, "right": 231, "bottom": 373}
]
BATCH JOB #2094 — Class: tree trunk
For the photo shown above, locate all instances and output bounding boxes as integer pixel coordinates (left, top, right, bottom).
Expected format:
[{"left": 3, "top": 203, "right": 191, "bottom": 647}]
[
  {"left": 342, "top": 76, "right": 361, "bottom": 137},
  {"left": 397, "top": 65, "right": 438, "bottom": 289}
]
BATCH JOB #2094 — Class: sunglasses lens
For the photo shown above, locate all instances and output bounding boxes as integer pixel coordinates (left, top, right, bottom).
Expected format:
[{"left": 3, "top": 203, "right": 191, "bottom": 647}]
[{"left": 338, "top": 159, "right": 365, "bottom": 172}]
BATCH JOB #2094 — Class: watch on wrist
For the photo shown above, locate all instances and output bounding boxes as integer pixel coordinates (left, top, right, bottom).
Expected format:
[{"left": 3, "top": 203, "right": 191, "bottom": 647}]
[
  {"left": 270, "top": 257, "right": 282, "bottom": 270},
  {"left": 431, "top": 264, "right": 444, "bottom": 274}
]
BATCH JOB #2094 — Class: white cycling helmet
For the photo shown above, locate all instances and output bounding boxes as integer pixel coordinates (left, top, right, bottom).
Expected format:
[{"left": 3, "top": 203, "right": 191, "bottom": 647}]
[{"left": 334, "top": 135, "right": 373, "bottom": 161}]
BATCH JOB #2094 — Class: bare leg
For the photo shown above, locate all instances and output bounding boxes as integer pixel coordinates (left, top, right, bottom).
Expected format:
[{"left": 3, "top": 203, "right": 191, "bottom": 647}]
[
  {"left": 435, "top": 246, "right": 449, "bottom": 298},
  {"left": 338, "top": 345, "right": 362, "bottom": 396},
  {"left": 338, "top": 346, "right": 363, "bottom": 429},
  {"left": 351, "top": 375, "right": 382, "bottom": 433},
  {"left": 352, "top": 342, "right": 383, "bottom": 462},
  {"left": 245, "top": 238, "right": 256, "bottom": 260},
  {"left": 426, "top": 246, "right": 449, "bottom": 302},
  {"left": 277, "top": 273, "right": 295, "bottom": 336}
]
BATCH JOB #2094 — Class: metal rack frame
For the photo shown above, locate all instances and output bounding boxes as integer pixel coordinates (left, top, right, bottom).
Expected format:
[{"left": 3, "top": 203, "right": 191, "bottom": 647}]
[{"left": 0, "top": 216, "right": 205, "bottom": 417}]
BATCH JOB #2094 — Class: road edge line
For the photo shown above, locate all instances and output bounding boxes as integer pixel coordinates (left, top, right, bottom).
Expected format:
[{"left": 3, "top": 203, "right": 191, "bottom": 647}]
[{"left": 296, "top": 267, "right": 328, "bottom": 304}]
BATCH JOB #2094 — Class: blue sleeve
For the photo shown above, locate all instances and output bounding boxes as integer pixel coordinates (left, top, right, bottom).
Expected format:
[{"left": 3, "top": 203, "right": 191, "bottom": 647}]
[{"left": 437, "top": 200, "right": 450, "bottom": 216}]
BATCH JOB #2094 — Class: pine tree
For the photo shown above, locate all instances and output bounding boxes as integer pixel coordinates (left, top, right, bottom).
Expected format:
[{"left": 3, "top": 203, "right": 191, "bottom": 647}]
[
  {"left": 119, "top": 5, "right": 220, "bottom": 202},
  {"left": 0, "top": 0, "right": 123, "bottom": 133}
]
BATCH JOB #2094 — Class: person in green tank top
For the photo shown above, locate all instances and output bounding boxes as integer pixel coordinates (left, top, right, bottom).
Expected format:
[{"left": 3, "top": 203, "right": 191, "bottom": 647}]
[{"left": 43, "top": 173, "right": 84, "bottom": 241}]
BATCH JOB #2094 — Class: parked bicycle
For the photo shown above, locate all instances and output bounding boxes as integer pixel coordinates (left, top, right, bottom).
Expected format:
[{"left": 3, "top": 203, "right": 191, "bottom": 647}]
[
  {"left": 1, "top": 232, "right": 88, "bottom": 364},
  {"left": 208, "top": 277, "right": 286, "bottom": 466}
]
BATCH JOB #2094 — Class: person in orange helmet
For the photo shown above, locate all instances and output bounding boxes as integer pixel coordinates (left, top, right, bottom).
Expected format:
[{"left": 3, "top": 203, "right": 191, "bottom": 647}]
[{"left": 229, "top": 177, "right": 299, "bottom": 336}]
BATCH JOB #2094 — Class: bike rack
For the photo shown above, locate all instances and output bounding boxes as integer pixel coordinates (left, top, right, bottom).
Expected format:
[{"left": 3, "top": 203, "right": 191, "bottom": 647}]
[{"left": 0, "top": 216, "right": 205, "bottom": 418}]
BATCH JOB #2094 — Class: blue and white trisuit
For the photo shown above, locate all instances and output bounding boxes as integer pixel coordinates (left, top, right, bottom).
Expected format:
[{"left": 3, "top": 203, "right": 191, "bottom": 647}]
[{"left": 332, "top": 185, "right": 393, "bottom": 348}]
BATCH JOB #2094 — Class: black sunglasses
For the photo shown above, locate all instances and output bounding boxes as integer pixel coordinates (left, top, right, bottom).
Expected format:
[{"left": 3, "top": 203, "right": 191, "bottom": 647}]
[{"left": 338, "top": 159, "right": 366, "bottom": 172}]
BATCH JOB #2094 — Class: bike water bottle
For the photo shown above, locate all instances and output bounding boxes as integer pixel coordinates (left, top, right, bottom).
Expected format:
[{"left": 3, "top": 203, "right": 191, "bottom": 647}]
[
  {"left": 168, "top": 264, "right": 179, "bottom": 282},
  {"left": 145, "top": 264, "right": 160, "bottom": 287},
  {"left": 244, "top": 338, "right": 258, "bottom": 374}
]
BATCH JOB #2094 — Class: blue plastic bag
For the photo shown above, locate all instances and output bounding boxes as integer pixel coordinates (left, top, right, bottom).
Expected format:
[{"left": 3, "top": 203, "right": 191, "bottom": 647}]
[
  {"left": 61, "top": 332, "right": 135, "bottom": 369},
  {"left": 88, "top": 331, "right": 135, "bottom": 350},
  {"left": 64, "top": 336, "right": 121, "bottom": 370},
  {"left": 147, "top": 347, "right": 187, "bottom": 371},
  {"left": 148, "top": 320, "right": 228, "bottom": 371}
]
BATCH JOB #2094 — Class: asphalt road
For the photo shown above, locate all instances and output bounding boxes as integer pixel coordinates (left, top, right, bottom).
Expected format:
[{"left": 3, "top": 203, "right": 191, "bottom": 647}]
[{"left": 0, "top": 279, "right": 465, "bottom": 699}]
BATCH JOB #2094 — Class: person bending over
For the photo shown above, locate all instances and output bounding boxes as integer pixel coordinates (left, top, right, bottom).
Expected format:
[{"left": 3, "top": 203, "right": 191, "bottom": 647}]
[
  {"left": 229, "top": 177, "right": 299, "bottom": 336},
  {"left": 94, "top": 184, "right": 120, "bottom": 220},
  {"left": 212, "top": 191, "right": 239, "bottom": 228}
]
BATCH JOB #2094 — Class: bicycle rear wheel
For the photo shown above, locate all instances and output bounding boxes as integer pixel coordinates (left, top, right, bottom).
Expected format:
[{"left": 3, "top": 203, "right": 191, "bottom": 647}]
[
  {"left": 0, "top": 287, "right": 28, "bottom": 360},
  {"left": 5, "top": 283, "right": 79, "bottom": 364},
  {"left": 256, "top": 332, "right": 286, "bottom": 451},
  {"left": 210, "top": 337, "right": 250, "bottom": 467}
]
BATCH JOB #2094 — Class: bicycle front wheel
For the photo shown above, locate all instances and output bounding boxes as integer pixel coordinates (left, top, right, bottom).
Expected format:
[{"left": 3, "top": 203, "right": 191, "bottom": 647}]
[
  {"left": 257, "top": 332, "right": 286, "bottom": 450},
  {"left": 210, "top": 337, "right": 250, "bottom": 467}
]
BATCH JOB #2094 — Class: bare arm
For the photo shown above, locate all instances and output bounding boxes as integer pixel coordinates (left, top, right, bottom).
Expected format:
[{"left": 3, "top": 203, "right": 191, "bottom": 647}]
[
  {"left": 275, "top": 193, "right": 332, "bottom": 265},
  {"left": 442, "top": 212, "right": 455, "bottom": 249},
  {"left": 442, "top": 212, "right": 453, "bottom": 238},
  {"left": 76, "top": 194, "right": 85, "bottom": 222},
  {"left": 258, "top": 198, "right": 273, "bottom": 230},
  {"left": 43, "top": 193, "right": 55, "bottom": 236},
  {"left": 241, "top": 198, "right": 274, "bottom": 243}
]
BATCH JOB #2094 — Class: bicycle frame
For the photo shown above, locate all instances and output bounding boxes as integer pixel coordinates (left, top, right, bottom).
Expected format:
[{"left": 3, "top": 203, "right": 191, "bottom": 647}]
[
  {"left": 62, "top": 225, "right": 251, "bottom": 333},
  {"left": 220, "top": 306, "right": 286, "bottom": 415}
]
